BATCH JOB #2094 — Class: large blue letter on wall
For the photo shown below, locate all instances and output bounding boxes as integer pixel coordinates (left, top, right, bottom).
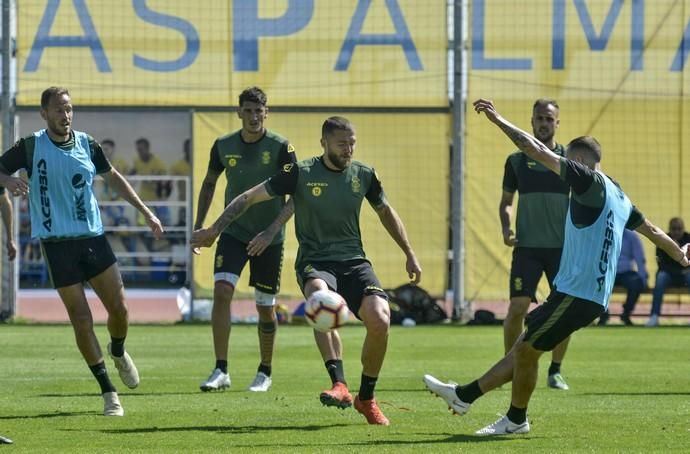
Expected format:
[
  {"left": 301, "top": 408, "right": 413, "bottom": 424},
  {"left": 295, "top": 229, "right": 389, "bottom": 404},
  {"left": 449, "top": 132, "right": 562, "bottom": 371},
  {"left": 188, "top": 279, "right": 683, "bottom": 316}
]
[
  {"left": 24, "top": 0, "right": 110, "bottom": 72},
  {"left": 552, "top": 0, "right": 643, "bottom": 70},
  {"left": 671, "top": 16, "right": 690, "bottom": 71},
  {"left": 472, "top": 0, "right": 531, "bottom": 70},
  {"left": 335, "top": 0, "right": 422, "bottom": 71},
  {"left": 233, "top": 0, "right": 314, "bottom": 72},
  {"left": 133, "top": 0, "right": 200, "bottom": 72}
]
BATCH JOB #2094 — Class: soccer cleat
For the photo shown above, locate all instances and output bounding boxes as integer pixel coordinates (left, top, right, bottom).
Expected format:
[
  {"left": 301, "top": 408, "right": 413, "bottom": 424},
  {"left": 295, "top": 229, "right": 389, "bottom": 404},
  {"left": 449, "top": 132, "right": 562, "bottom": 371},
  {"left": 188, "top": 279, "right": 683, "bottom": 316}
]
[
  {"left": 422, "top": 374, "right": 471, "bottom": 415},
  {"left": 475, "top": 415, "right": 529, "bottom": 436},
  {"left": 319, "top": 382, "right": 353, "bottom": 409},
  {"left": 620, "top": 314, "right": 634, "bottom": 326},
  {"left": 645, "top": 314, "right": 659, "bottom": 327},
  {"left": 0, "top": 435, "right": 14, "bottom": 444},
  {"left": 547, "top": 373, "right": 569, "bottom": 390},
  {"left": 247, "top": 372, "right": 272, "bottom": 392},
  {"left": 102, "top": 392, "right": 124, "bottom": 416},
  {"left": 200, "top": 368, "right": 231, "bottom": 392},
  {"left": 354, "top": 396, "right": 390, "bottom": 426},
  {"left": 108, "top": 343, "right": 140, "bottom": 389}
]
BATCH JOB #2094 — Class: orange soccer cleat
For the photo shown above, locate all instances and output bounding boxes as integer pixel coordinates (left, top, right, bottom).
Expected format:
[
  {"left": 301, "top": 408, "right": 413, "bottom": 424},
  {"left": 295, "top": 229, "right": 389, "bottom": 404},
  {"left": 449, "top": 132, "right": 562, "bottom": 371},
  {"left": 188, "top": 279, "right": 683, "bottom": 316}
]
[
  {"left": 319, "top": 382, "right": 353, "bottom": 409},
  {"left": 354, "top": 396, "right": 390, "bottom": 426}
]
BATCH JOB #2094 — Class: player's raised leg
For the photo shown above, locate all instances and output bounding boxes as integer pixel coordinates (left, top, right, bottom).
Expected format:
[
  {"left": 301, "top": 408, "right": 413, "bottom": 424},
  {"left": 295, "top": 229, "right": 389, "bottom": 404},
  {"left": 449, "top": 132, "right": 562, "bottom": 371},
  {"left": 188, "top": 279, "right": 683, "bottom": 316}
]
[
  {"left": 89, "top": 263, "right": 140, "bottom": 391},
  {"left": 354, "top": 294, "right": 391, "bottom": 426}
]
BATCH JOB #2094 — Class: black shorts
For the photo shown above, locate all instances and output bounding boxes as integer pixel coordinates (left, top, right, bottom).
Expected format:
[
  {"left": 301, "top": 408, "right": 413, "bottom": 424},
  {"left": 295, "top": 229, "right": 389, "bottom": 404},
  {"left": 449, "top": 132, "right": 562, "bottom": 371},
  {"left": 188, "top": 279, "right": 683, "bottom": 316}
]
[
  {"left": 214, "top": 233, "right": 283, "bottom": 294},
  {"left": 41, "top": 235, "right": 118, "bottom": 289},
  {"left": 296, "top": 259, "right": 388, "bottom": 318},
  {"left": 523, "top": 291, "right": 604, "bottom": 351},
  {"left": 510, "top": 247, "right": 562, "bottom": 300}
]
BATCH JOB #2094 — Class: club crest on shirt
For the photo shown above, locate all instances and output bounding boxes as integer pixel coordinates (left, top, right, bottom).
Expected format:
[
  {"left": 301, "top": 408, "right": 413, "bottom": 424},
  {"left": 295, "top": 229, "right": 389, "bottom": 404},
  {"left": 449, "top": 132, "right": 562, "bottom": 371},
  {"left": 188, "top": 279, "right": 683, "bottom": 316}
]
[
  {"left": 216, "top": 255, "right": 223, "bottom": 268},
  {"left": 351, "top": 176, "right": 361, "bottom": 193},
  {"left": 262, "top": 151, "right": 271, "bottom": 165},
  {"left": 513, "top": 277, "right": 523, "bottom": 291}
]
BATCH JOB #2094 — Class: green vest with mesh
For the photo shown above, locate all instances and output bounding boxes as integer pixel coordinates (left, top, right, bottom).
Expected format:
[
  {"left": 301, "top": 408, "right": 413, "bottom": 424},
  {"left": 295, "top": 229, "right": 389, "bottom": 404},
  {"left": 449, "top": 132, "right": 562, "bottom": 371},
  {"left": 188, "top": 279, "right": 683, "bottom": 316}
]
[
  {"left": 216, "top": 130, "right": 288, "bottom": 245},
  {"left": 292, "top": 157, "right": 385, "bottom": 268}
]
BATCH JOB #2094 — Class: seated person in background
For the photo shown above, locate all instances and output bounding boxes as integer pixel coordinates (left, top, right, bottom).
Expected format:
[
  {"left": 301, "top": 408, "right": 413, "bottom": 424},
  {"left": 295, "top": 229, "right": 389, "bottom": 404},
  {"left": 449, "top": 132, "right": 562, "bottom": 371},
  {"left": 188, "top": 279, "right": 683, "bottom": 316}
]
[
  {"left": 169, "top": 138, "right": 191, "bottom": 228},
  {"left": 598, "top": 228, "right": 647, "bottom": 326},
  {"left": 646, "top": 217, "right": 690, "bottom": 327},
  {"left": 131, "top": 138, "right": 170, "bottom": 250}
]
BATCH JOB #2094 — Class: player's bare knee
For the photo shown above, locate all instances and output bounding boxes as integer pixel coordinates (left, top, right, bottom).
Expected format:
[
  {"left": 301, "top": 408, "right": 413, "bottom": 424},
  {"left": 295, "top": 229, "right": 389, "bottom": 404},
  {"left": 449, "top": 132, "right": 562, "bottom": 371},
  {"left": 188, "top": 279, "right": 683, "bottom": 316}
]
[{"left": 214, "top": 280, "right": 235, "bottom": 303}]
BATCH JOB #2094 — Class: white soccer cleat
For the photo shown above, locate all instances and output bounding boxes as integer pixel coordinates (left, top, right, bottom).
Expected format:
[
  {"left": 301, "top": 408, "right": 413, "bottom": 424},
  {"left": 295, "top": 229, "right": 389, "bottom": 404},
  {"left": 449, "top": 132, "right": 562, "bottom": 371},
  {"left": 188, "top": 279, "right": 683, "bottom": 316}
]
[
  {"left": 247, "top": 372, "right": 272, "bottom": 392},
  {"left": 547, "top": 373, "right": 570, "bottom": 390},
  {"left": 475, "top": 415, "right": 529, "bottom": 436},
  {"left": 108, "top": 343, "right": 140, "bottom": 389},
  {"left": 423, "top": 374, "right": 471, "bottom": 415},
  {"left": 102, "top": 392, "right": 124, "bottom": 416},
  {"left": 645, "top": 314, "right": 659, "bottom": 327},
  {"left": 200, "top": 368, "right": 231, "bottom": 392}
]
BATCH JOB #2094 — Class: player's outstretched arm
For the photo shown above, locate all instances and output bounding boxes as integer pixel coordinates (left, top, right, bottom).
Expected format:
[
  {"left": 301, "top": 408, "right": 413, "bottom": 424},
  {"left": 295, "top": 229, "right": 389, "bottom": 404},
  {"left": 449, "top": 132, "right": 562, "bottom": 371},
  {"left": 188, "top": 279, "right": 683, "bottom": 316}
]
[
  {"left": 247, "top": 197, "right": 295, "bottom": 256},
  {"left": 191, "top": 182, "right": 274, "bottom": 249},
  {"left": 636, "top": 218, "right": 690, "bottom": 267},
  {"left": 102, "top": 168, "right": 164, "bottom": 239},
  {"left": 374, "top": 202, "right": 422, "bottom": 284},
  {"left": 194, "top": 168, "right": 222, "bottom": 230},
  {"left": 473, "top": 98, "right": 561, "bottom": 174},
  {"left": 0, "top": 191, "right": 16, "bottom": 260}
]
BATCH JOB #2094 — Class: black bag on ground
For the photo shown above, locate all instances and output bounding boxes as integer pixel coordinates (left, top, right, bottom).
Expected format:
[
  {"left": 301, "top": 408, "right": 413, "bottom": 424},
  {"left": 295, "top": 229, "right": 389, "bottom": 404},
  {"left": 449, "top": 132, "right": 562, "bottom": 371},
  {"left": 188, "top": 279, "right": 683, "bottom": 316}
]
[{"left": 385, "top": 284, "right": 447, "bottom": 324}]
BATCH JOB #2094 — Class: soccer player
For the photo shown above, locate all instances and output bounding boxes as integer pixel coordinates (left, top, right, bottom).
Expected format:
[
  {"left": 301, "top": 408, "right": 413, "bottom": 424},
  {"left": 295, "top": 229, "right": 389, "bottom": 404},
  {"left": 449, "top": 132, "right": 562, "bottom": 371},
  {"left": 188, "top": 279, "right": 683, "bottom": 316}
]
[
  {"left": 192, "top": 116, "right": 422, "bottom": 425},
  {"left": 499, "top": 99, "right": 572, "bottom": 390},
  {"left": 423, "top": 99, "right": 690, "bottom": 436},
  {"left": 0, "top": 87, "right": 164, "bottom": 416},
  {"left": 194, "top": 87, "right": 296, "bottom": 393}
]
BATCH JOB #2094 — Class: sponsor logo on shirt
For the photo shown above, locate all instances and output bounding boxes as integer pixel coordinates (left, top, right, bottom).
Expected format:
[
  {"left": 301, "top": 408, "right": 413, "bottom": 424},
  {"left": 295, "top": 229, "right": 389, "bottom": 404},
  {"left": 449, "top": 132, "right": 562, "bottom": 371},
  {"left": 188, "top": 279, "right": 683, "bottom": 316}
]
[
  {"left": 225, "top": 154, "right": 242, "bottom": 168},
  {"left": 307, "top": 182, "right": 327, "bottom": 197},
  {"left": 216, "top": 254, "right": 224, "bottom": 268},
  {"left": 596, "top": 210, "right": 615, "bottom": 292},
  {"left": 72, "top": 173, "right": 87, "bottom": 222},
  {"left": 37, "top": 158, "right": 51, "bottom": 232}
]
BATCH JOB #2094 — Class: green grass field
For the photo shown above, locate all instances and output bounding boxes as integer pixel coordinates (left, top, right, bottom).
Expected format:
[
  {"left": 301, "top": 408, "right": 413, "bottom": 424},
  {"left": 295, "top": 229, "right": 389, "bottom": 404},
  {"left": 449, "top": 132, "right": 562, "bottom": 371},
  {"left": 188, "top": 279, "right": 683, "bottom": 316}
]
[{"left": 1, "top": 323, "right": 689, "bottom": 453}]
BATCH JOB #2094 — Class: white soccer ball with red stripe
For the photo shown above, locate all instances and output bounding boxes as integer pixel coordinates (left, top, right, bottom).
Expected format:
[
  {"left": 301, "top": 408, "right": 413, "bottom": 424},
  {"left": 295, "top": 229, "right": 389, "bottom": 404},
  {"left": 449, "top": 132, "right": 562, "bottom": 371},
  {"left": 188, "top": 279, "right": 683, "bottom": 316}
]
[{"left": 305, "top": 290, "right": 349, "bottom": 332}]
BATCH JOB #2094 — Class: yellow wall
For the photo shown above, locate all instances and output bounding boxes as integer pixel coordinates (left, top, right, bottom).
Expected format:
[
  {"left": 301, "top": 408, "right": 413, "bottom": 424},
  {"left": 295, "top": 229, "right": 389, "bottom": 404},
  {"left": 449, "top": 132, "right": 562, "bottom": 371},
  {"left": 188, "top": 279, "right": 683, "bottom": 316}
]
[{"left": 192, "top": 112, "right": 449, "bottom": 298}]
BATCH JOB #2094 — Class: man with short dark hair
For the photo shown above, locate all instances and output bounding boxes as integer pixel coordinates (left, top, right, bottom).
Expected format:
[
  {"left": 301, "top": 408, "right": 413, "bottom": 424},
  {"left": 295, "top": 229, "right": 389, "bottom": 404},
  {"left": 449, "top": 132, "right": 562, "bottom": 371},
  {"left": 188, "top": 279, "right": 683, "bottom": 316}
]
[
  {"left": 194, "top": 86, "right": 297, "bottom": 393},
  {"left": 423, "top": 99, "right": 690, "bottom": 436},
  {"left": 192, "top": 116, "right": 422, "bottom": 425},
  {"left": 0, "top": 87, "right": 164, "bottom": 416}
]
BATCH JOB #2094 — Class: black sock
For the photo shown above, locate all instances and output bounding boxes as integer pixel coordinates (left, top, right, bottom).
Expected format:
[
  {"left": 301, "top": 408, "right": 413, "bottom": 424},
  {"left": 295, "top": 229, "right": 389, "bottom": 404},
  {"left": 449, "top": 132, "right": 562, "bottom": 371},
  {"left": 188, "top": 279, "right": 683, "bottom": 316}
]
[
  {"left": 548, "top": 361, "right": 561, "bottom": 376},
  {"left": 506, "top": 404, "right": 527, "bottom": 424},
  {"left": 89, "top": 361, "right": 116, "bottom": 394},
  {"left": 456, "top": 380, "right": 483, "bottom": 404},
  {"left": 358, "top": 374, "right": 378, "bottom": 401},
  {"left": 110, "top": 336, "right": 125, "bottom": 357},
  {"left": 215, "top": 360, "right": 228, "bottom": 374},
  {"left": 325, "top": 359, "right": 346, "bottom": 385},
  {"left": 258, "top": 364, "right": 271, "bottom": 377}
]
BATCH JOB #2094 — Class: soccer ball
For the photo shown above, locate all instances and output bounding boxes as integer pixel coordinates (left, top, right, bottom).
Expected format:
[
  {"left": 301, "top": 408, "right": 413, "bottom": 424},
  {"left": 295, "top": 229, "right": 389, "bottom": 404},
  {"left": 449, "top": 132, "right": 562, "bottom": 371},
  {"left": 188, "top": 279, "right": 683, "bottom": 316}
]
[{"left": 304, "top": 290, "right": 349, "bottom": 332}]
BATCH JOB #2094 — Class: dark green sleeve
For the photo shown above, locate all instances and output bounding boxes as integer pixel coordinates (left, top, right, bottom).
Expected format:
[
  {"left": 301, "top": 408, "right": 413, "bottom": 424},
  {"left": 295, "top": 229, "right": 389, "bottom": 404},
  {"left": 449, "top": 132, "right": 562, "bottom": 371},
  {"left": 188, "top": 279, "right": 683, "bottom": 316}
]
[
  {"left": 625, "top": 206, "right": 644, "bottom": 230},
  {"left": 0, "top": 137, "right": 31, "bottom": 175},
  {"left": 88, "top": 136, "right": 112, "bottom": 174}
]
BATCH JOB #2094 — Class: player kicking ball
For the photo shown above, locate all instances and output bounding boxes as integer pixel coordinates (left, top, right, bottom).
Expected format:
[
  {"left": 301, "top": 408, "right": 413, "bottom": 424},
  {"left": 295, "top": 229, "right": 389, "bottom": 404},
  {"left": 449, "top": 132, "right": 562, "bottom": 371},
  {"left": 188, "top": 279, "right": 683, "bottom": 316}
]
[{"left": 424, "top": 98, "right": 690, "bottom": 435}]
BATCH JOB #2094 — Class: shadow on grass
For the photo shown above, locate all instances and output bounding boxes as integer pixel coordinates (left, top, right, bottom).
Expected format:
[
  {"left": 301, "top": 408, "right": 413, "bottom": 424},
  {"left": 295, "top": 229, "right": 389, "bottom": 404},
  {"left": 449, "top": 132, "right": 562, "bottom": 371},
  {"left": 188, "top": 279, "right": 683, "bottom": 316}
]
[
  {"left": 228, "top": 432, "right": 537, "bottom": 449},
  {"left": 0, "top": 410, "right": 94, "bottom": 420},
  {"left": 96, "top": 422, "right": 352, "bottom": 435},
  {"left": 583, "top": 392, "right": 690, "bottom": 396},
  {"left": 37, "top": 391, "right": 202, "bottom": 398}
]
